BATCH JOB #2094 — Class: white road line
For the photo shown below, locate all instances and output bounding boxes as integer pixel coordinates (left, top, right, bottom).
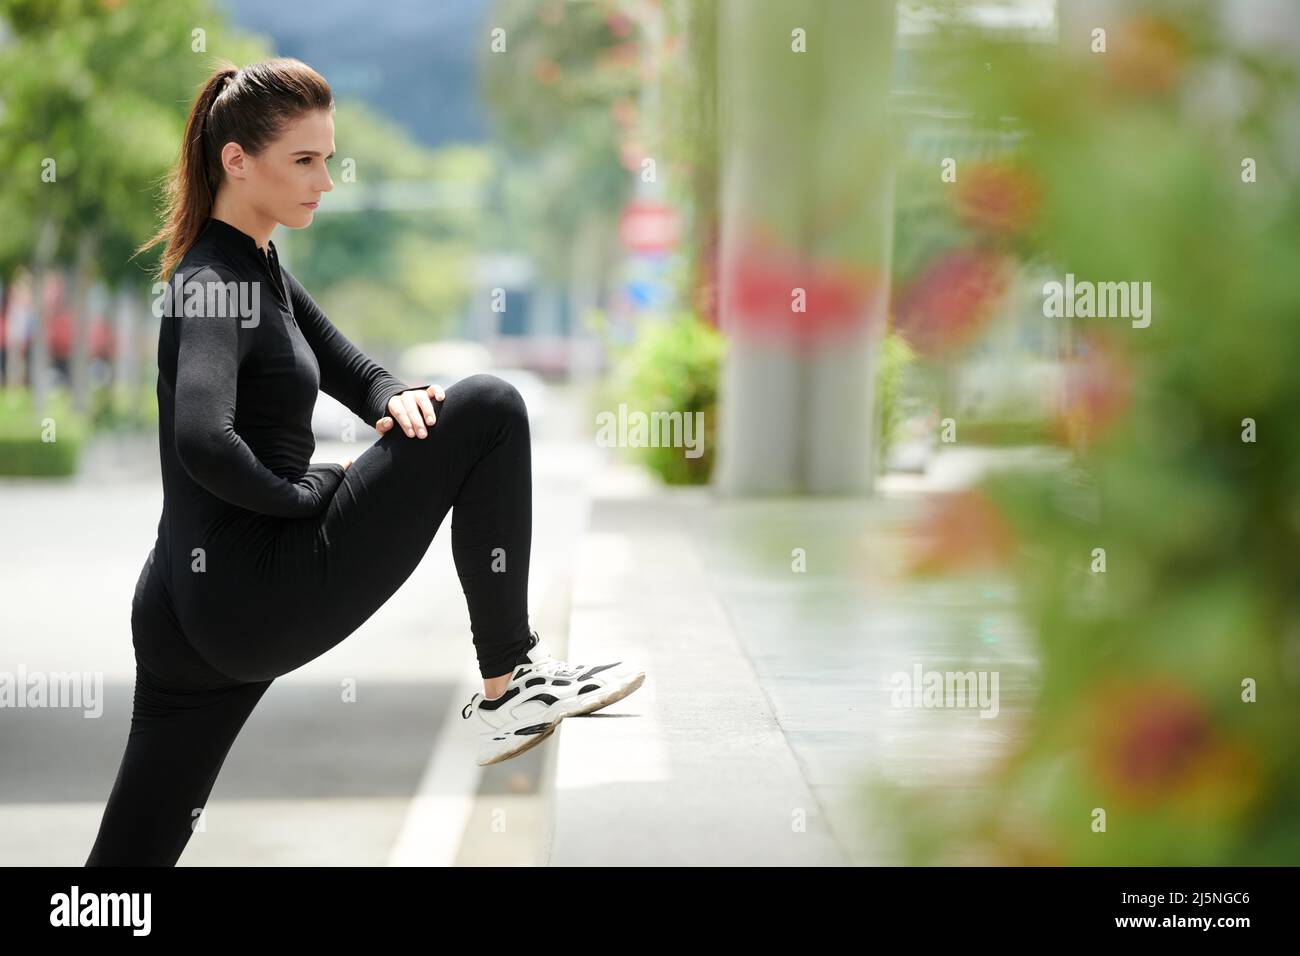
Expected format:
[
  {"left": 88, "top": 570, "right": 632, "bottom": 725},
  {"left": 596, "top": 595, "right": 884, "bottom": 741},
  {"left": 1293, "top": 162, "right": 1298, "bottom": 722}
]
[{"left": 386, "top": 667, "right": 482, "bottom": 867}]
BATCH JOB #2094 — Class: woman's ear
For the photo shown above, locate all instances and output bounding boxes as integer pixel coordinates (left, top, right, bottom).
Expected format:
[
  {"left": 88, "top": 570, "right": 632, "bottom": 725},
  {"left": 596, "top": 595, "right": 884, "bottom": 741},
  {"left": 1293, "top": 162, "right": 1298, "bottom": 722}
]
[{"left": 220, "top": 141, "right": 249, "bottom": 181}]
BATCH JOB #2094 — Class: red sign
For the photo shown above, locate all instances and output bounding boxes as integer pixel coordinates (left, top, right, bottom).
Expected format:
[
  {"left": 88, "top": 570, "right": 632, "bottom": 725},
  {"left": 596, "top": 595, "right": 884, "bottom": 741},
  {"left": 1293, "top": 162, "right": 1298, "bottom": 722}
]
[{"left": 618, "top": 200, "right": 680, "bottom": 254}]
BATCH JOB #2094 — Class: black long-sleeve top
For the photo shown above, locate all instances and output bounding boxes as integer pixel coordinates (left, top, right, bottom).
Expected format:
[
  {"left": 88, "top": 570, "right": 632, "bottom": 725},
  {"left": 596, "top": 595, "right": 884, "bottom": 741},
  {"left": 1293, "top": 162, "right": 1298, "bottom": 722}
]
[
  {"left": 157, "top": 216, "right": 420, "bottom": 520},
  {"left": 147, "top": 216, "right": 428, "bottom": 626},
  {"left": 141, "top": 214, "right": 434, "bottom": 654}
]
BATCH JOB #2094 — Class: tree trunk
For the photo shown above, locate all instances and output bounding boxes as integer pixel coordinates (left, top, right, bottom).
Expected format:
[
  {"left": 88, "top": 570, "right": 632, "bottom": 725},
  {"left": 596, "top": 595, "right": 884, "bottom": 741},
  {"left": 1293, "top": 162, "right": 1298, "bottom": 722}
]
[
  {"left": 112, "top": 286, "right": 139, "bottom": 420},
  {"left": 69, "top": 229, "right": 99, "bottom": 414},
  {"left": 29, "top": 216, "right": 61, "bottom": 417}
]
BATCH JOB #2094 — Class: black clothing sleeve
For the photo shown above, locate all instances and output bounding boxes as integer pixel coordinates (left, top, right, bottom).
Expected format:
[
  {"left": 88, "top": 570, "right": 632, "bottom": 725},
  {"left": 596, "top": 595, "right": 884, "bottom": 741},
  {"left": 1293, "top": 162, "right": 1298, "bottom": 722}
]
[
  {"left": 282, "top": 267, "right": 428, "bottom": 426},
  {"left": 172, "top": 266, "right": 347, "bottom": 518}
]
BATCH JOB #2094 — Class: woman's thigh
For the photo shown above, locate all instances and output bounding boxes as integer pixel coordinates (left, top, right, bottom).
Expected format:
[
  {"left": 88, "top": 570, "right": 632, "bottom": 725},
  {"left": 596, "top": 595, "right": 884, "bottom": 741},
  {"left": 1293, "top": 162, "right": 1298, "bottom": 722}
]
[{"left": 218, "top": 373, "right": 523, "bottom": 681}]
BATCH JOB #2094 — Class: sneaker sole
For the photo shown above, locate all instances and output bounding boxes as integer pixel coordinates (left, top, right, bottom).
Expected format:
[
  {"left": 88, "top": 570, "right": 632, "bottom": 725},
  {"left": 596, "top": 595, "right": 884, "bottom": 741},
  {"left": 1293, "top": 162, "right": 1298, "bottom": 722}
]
[
  {"left": 479, "top": 722, "right": 558, "bottom": 766},
  {"left": 556, "top": 670, "right": 646, "bottom": 719}
]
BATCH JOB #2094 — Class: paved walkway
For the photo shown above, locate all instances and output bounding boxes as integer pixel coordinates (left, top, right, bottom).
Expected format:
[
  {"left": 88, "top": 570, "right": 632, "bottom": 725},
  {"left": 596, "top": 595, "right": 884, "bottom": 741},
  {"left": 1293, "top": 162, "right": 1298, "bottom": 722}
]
[{"left": 550, "top": 452, "right": 1045, "bottom": 865}]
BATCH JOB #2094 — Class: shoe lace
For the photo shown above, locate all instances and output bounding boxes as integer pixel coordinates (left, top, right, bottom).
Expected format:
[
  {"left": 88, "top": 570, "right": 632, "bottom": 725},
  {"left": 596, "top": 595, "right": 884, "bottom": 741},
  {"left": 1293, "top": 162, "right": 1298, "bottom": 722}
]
[
  {"left": 462, "top": 632, "right": 584, "bottom": 718},
  {"left": 535, "top": 658, "right": 585, "bottom": 679}
]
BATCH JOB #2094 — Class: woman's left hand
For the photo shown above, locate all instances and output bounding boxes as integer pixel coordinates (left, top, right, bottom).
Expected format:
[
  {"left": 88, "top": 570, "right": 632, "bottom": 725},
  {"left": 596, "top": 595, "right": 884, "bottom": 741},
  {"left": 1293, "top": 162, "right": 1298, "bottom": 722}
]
[{"left": 376, "top": 384, "right": 445, "bottom": 439}]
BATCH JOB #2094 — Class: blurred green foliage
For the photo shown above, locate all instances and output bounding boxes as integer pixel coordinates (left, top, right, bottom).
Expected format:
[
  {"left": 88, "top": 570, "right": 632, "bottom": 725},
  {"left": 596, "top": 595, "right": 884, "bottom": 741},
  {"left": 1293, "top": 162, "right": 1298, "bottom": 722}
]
[
  {"left": 0, "top": 0, "right": 268, "bottom": 283},
  {"left": 866, "top": 5, "right": 1300, "bottom": 865},
  {"left": 0, "top": 388, "right": 84, "bottom": 475},
  {"left": 659, "top": 0, "right": 719, "bottom": 318},
  {"left": 286, "top": 106, "right": 493, "bottom": 347},
  {"left": 875, "top": 328, "right": 917, "bottom": 467},
  {"left": 479, "top": 0, "right": 642, "bottom": 283},
  {"left": 601, "top": 311, "right": 724, "bottom": 485},
  {"left": 0, "top": 0, "right": 493, "bottom": 449},
  {"left": 89, "top": 381, "right": 158, "bottom": 432}
]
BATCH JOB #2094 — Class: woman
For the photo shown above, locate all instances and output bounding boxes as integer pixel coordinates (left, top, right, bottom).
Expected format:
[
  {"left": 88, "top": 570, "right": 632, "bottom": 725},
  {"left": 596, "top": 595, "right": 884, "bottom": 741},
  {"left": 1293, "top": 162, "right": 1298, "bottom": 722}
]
[{"left": 84, "top": 58, "right": 644, "bottom": 867}]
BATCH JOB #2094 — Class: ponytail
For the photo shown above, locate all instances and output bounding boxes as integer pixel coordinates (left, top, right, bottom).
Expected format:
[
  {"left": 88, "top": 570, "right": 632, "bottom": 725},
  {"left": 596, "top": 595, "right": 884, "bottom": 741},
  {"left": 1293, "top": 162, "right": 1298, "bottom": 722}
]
[{"left": 134, "top": 63, "right": 238, "bottom": 282}]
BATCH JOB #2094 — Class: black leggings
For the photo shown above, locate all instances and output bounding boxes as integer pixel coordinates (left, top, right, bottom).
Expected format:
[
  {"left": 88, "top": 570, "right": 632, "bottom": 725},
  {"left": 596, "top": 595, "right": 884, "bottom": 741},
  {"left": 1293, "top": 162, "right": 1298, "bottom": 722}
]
[{"left": 85, "top": 373, "right": 533, "bottom": 866}]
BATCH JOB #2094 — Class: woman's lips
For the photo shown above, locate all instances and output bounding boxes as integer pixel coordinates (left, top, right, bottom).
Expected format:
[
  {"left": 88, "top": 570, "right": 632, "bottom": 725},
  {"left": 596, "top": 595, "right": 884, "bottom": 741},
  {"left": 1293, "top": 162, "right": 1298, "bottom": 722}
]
[{"left": 302, "top": 201, "right": 319, "bottom": 208}]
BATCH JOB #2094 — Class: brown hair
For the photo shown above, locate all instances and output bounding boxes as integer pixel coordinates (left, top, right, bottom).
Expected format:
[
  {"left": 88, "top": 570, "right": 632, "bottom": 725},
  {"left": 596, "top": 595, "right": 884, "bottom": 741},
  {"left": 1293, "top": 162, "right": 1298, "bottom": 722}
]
[{"left": 134, "top": 58, "right": 333, "bottom": 281}]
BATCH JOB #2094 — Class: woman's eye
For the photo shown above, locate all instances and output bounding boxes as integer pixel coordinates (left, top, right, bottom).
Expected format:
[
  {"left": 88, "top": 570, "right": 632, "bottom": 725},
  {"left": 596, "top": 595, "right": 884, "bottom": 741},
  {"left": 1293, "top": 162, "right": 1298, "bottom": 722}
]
[{"left": 297, "top": 157, "right": 312, "bottom": 165}]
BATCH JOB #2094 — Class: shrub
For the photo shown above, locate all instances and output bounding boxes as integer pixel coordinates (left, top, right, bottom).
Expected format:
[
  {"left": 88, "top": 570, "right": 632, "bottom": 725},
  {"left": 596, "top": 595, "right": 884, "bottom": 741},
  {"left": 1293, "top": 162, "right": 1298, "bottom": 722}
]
[
  {"left": 875, "top": 328, "right": 917, "bottom": 469},
  {"left": 602, "top": 312, "right": 725, "bottom": 485},
  {"left": 0, "top": 390, "right": 86, "bottom": 476}
]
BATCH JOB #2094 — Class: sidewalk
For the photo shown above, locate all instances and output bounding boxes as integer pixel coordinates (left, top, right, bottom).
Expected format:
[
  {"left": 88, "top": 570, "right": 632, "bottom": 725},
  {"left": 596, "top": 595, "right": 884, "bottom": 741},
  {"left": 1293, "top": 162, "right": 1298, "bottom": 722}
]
[{"left": 548, "top": 451, "right": 1042, "bottom": 866}]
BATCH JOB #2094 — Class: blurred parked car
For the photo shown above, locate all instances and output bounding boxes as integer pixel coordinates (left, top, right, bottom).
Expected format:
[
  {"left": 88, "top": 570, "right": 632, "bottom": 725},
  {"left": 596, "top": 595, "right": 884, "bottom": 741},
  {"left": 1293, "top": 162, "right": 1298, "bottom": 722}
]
[{"left": 311, "top": 339, "right": 548, "bottom": 440}]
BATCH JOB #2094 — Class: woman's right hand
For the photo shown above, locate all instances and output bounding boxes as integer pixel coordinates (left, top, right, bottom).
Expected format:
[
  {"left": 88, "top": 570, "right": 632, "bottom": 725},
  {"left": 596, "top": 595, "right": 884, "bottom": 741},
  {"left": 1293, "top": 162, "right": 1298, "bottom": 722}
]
[{"left": 375, "top": 384, "right": 446, "bottom": 439}]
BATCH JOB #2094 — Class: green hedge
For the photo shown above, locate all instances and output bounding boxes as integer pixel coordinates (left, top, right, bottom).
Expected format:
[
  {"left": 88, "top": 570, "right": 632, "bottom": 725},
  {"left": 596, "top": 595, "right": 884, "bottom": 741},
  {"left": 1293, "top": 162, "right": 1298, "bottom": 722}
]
[
  {"left": 0, "top": 391, "right": 86, "bottom": 476},
  {"left": 90, "top": 381, "right": 159, "bottom": 432}
]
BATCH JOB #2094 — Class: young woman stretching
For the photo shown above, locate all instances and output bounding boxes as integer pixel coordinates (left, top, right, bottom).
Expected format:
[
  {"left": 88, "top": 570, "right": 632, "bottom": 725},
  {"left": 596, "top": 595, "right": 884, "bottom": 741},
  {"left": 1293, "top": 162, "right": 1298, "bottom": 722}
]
[{"left": 84, "top": 58, "right": 644, "bottom": 867}]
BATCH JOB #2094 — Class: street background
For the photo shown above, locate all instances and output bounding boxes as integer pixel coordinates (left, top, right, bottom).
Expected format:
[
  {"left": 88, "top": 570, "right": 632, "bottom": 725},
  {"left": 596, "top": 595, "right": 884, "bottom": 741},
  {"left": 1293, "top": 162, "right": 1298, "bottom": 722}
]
[{"left": 3, "top": 0, "right": 1299, "bottom": 866}]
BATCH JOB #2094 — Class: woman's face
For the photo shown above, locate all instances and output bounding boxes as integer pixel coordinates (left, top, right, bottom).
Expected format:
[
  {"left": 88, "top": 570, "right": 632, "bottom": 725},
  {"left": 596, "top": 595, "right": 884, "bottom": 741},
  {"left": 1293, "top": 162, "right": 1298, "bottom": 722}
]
[{"left": 221, "top": 108, "right": 335, "bottom": 229}]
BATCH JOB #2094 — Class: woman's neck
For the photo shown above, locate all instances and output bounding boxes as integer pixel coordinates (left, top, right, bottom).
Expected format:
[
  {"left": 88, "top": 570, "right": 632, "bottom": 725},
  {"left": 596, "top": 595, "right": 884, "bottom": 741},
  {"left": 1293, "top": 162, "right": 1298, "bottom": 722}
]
[{"left": 210, "top": 194, "right": 276, "bottom": 253}]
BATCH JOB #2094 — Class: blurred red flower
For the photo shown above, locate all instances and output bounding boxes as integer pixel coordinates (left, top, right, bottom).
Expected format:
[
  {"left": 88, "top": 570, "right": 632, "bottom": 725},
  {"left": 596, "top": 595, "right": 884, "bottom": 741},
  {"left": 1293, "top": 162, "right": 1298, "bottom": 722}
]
[
  {"left": 605, "top": 11, "right": 634, "bottom": 38},
  {"left": 1080, "top": 677, "right": 1261, "bottom": 816},
  {"left": 533, "top": 58, "right": 561, "bottom": 86},
  {"left": 610, "top": 97, "right": 637, "bottom": 128},
  {"left": 619, "top": 138, "right": 646, "bottom": 171},
  {"left": 599, "top": 41, "right": 640, "bottom": 71},
  {"left": 1105, "top": 15, "right": 1186, "bottom": 95},
  {"left": 1053, "top": 333, "right": 1131, "bottom": 448},
  {"left": 952, "top": 161, "right": 1042, "bottom": 237},
  {"left": 907, "top": 488, "right": 1016, "bottom": 575},
  {"left": 894, "top": 250, "right": 1013, "bottom": 356}
]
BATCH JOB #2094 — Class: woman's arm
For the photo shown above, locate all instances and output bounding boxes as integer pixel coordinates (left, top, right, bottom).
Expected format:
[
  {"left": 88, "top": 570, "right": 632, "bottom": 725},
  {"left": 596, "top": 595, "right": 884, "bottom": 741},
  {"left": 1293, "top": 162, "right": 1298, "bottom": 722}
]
[
  {"left": 173, "top": 265, "right": 345, "bottom": 517},
  {"left": 282, "top": 267, "right": 428, "bottom": 427}
]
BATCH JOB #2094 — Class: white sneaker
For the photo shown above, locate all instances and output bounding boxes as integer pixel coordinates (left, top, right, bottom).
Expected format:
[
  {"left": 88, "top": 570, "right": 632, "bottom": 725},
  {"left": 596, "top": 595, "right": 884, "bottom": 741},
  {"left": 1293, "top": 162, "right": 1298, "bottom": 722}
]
[{"left": 462, "top": 629, "right": 646, "bottom": 766}]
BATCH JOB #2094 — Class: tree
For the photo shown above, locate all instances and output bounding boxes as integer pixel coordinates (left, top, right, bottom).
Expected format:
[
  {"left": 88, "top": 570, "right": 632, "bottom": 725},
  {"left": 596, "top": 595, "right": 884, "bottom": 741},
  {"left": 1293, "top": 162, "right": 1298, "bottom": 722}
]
[{"left": 0, "top": 0, "right": 266, "bottom": 410}]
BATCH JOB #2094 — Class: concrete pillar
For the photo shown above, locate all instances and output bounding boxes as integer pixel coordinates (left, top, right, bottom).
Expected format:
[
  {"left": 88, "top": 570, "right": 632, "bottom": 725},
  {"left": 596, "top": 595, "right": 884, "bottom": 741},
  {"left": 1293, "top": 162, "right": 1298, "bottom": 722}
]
[{"left": 714, "top": 0, "right": 896, "bottom": 495}]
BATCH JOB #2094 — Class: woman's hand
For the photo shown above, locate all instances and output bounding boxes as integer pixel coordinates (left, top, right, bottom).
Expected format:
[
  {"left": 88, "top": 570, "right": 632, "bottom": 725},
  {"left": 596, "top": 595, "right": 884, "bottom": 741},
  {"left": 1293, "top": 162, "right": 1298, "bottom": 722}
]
[{"left": 375, "top": 384, "right": 446, "bottom": 439}]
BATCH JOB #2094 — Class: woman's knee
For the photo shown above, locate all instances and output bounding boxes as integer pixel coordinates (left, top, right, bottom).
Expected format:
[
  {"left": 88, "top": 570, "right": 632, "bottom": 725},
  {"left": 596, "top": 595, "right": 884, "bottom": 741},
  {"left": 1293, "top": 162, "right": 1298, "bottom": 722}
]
[{"left": 447, "top": 373, "right": 528, "bottom": 425}]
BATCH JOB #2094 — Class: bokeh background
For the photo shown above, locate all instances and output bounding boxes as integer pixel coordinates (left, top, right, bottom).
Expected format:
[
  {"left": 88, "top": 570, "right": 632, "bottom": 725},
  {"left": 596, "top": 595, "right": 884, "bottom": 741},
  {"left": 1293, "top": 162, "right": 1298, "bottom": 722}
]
[{"left": 2, "top": 0, "right": 1298, "bottom": 866}]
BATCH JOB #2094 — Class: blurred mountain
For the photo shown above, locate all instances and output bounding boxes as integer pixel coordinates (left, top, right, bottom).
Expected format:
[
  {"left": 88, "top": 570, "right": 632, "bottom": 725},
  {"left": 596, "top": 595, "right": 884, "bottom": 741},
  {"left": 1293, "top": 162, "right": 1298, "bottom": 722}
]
[{"left": 216, "top": 0, "right": 492, "bottom": 147}]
